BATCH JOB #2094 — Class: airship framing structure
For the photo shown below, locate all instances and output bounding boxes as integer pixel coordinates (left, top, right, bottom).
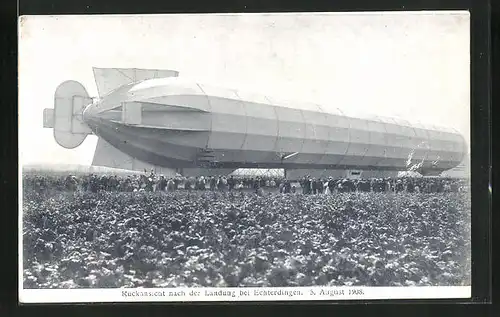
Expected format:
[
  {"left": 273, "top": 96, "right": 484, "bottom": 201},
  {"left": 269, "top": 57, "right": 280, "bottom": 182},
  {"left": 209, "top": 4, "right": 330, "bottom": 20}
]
[{"left": 43, "top": 67, "right": 467, "bottom": 179}]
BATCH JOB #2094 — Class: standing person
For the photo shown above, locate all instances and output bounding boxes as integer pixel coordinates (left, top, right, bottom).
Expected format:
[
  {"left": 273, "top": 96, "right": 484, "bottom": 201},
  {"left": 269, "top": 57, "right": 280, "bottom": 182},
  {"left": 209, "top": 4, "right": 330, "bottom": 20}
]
[
  {"left": 354, "top": 179, "right": 361, "bottom": 192},
  {"left": 424, "top": 181, "right": 430, "bottom": 193},
  {"left": 80, "top": 175, "right": 88, "bottom": 192},
  {"left": 427, "top": 180, "right": 435, "bottom": 193},
  {"left": 407, "top": 179, "right": 415, "bottom": 193},
  {"left": 306, "top": 176, "right": 311, "bottom": 194},
  {"left": 157, "top": 175, "right": 167, "bottom": 192},
  {"left": 222, "top": 176, "right": 228, "bottom": 191},
  {"left": 173, "top": 177, "right": 180, "bottom": 190},
  {"left": 385, "top": 178, "right": 391, "bottom": 193},
  {"left": 210, "top": 176, "right": 217, "bottom": 191},
  {"left": 216, "top": 176, "right": 223, "bottom": 191},
  {"left": 166, "top": 178, "right": 175, "bottom": 192},
  {"left": 122, "top": 176, "right": 131, "bottom": 192},
  {"left": 337, "top": 179, "right": 343, "bottom": 193},
  {"left": 99, "top": 175, "right": 108, "bottom": 191},
  {"left": 323, "top": 178, "right": 330, "bottom": 195},
  {"left": 283, "top": 179, "right": 292, "bottom": 194},
  {"left": 199, "top": 176, "right": 206, "bottom": 190},
  {"left": 317, "top": 178, "right": 323, "bottom": 194},
  {"left": 235, "top": 180, "right": 243, "bottom": 191},
  {"left": 184, "top": 177, "right": 192, "bottom": 190},
  {"left": 443, "top": 181, "right": 450, "bottom": 192},
  {"left": 275, "top": 178, "right": 281, "bottom": 190},
  {"left": 339, "top": 179, "right": 346, "bottom": 193},
  {"left": 364, "top": 179, "right": 372, "bottom": 192},
  {"left": 396, "top": 180, "right": 404, "bottom": 193},
  {"left": 314, "top": 178, "right": 320, "bottom": 194},
  {"left": 260, "top": 177, "right": 266, "bottom": 188},
  {"left": 338, "top": 179, "right": 344, "bottom": 193},
  {"left": 310, "top": 177, "right": 317, "bottom": 194},
  {"left": 301, "top": 176, "right": 307, "bottom": 194},
  {"left": 65, "top": 175, "right": 77, "bottom": 192},
  {"left": 371, "top": 178, "right": 378, "bottom": 193},
  {"left": 340, "top": 179, "right": 348, "bottom": 193},
  {"left": 253, "top": 177, "right": 261, "bottom": 194},
  {"left": 450, "top": 180, "right": 458, "bottom": 193},
  {"left": 228, "top": 176, "right": 235, "bottom": 191},
  {"left": 279, "top": 181, "right": 284, "bottom": 193},
  {"left": 356, "top": 179, "right": 364, "bottom": 192},
  {"left": 349, "top": 179, "right": 356, "bottom": 192},
  {"left": 415, "top": 184, "right": 420, "bottom": 193},
  {"left": 347, "top": 179, "right": 354, "bottom": 192},
  {"left": 138, "top": 176, "right": 146, "bottom": 192},
  {"left": 131, "top": 176, "right": 140, "bottom": 192},
  {"left": 145, "top": 176, "right": 154, "bottom": 192},
  {"left": 327, "top": 177, "right": 335, "bottom": 194},
  {"left": 107, "top": 175, "right": 115, "bottom": 191},
  {"left": 365, "top": 180, "right": 373, "bottom": 193},
  {"left": 88, "top": 174, "right": 97, "bottom": 193},
  {"left": 437, "top": 180, "right": 444, "bottom": 193}
]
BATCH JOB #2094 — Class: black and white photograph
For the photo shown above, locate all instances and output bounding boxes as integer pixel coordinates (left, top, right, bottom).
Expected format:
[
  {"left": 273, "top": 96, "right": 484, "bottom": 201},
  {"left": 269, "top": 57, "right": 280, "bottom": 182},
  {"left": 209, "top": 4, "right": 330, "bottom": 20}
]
[{"left": 19, "top": 12, "right": 471, "bottom": 302}]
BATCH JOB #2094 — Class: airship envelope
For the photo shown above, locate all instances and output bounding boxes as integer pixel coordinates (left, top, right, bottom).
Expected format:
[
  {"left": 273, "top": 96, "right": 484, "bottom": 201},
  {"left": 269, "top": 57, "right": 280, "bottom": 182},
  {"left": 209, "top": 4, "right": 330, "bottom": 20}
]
[{"left": 43, "top": 67, "right": 467, "bottom": 177}]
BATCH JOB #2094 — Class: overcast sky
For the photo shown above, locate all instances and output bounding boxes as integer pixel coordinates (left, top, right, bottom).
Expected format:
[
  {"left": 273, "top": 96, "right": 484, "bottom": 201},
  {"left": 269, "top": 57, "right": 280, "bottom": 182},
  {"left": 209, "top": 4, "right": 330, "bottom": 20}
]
[{"left": 18, "top": 12, "right": 470, "bottom": 166}]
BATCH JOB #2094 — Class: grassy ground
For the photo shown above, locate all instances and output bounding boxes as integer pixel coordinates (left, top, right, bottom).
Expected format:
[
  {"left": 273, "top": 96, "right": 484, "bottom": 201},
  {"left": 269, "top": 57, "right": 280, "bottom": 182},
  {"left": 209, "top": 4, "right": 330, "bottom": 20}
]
[{"left": 22, "top": 189, "right": 471, "bottom": 288}]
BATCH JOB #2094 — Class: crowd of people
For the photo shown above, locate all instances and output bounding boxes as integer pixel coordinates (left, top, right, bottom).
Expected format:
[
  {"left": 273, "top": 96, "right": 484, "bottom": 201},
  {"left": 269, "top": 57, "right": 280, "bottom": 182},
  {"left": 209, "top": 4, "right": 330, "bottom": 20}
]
[
  {"left": 23, "top": 171, "right": 469, "bottom": 195},
  {"left": 297, "top": 176, "right": 468, "bottom": 194}
]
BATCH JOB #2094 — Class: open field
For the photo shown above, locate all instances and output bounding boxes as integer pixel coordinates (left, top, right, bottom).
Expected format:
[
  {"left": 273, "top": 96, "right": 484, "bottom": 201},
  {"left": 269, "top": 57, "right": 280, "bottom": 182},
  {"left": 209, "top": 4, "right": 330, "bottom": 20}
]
[{"left": 22, "top": 186, "right": 471, "bottom": 288}]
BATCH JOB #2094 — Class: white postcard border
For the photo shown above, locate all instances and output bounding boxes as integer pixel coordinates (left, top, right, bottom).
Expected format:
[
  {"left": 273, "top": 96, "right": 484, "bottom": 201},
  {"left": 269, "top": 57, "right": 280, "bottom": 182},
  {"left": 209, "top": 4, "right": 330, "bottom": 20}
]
[{"left": 20, "top": 286, "right": 471, "bottom": 303}]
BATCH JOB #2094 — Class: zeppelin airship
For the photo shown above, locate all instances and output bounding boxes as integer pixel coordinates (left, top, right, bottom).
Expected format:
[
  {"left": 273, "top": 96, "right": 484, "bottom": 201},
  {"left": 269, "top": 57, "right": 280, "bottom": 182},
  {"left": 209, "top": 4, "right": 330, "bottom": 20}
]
[{"left": 43, "top": 67, "right": 467, "bottom": 178}]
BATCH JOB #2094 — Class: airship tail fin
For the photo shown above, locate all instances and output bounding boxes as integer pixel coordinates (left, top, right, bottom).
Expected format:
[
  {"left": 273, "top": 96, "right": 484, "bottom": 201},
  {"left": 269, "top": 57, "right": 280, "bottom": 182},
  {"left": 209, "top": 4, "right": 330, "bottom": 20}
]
[
  {"left": 91, "top": 138, "right": 238, "bottom": 177},
  {"left": 92, "top": 67, "right": 179, "bottom": 97},
  {"left": 91, "top": 138, "right": 180, "bottom": 177},
  {"left": 43, "top": 80, "right": 92, "bottom": 149}
]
